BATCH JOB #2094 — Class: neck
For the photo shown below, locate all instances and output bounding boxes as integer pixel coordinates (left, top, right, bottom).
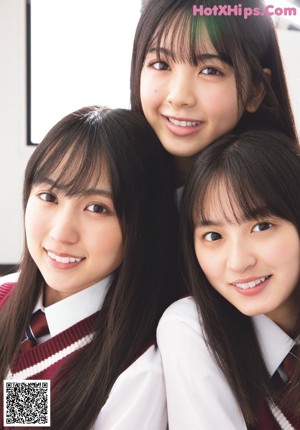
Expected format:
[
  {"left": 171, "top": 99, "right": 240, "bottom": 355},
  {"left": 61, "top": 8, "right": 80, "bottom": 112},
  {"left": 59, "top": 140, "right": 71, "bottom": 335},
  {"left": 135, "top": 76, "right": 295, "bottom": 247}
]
[
  {"left": 266, "top": 288, "right": 300, "bottom": 338},
  {"left": 173, "top": 154, "right": 197, "bottom": 188},
  {"left": 43, "top": 285, "right": 74, "bottom": 307}
]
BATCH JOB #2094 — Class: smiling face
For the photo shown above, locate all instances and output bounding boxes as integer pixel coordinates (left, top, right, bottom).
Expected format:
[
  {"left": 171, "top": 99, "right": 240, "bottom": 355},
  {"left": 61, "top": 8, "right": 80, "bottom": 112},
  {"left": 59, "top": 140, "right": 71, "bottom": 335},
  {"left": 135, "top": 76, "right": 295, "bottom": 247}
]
[
  {"left": 193, "top": 184, "right": 300, "bottom": 332},
  {"left": 141, "top": 36, "right": 241, "bottom": 162},
  {"left": 25, "top": 165, "right": 123, "bottom": 306},
  {"left": 139, "top": 16, "right": 269, "bottom": 184}
]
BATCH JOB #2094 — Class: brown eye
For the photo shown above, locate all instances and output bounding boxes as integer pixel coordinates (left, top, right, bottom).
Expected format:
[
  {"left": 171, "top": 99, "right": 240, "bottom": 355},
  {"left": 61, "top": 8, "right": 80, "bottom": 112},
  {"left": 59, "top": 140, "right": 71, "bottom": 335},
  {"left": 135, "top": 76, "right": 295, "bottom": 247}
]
[
  {"left": 201, "top": 67, "right": 222, "bottom": 76},
  {"left": 252, "top": 222, "right": 272, "bottom": 232},
  {"left": 39, "top": 193, "right": 56, "bottom": 203},
  {"left": 204, "top": 232, "right": 222, "bottom": 241},
  {"left": 86, "top": 204, "right": 108, "bottom": 214},
  {"left": 152, "top": 61, "right": 169, "bottom": 71}
]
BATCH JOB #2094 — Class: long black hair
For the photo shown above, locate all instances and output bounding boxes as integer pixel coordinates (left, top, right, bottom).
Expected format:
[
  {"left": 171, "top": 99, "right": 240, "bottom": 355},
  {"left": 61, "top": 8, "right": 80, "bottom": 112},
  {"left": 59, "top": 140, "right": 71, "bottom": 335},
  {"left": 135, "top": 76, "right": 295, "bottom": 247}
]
[
  {"left": 0, "top": 106, "right": 181, "bottom": 429},
  {"left": 181, "top": 129, "right": 300, "bottom": 426},
  {"left": 131, "top": 0, "right": 297, "bottom": 141}
]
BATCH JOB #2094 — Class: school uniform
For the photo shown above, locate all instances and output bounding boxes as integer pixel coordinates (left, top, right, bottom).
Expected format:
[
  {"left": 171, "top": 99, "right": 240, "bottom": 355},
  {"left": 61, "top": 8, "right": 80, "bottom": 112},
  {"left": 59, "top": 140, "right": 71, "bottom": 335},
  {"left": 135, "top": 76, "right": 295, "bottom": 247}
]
[
  {"left": 0, "top": 272, "right": 19, "bottom": 283},
  {"left": 157, "top": 296, "right": 296, "bottom": 430},
  {"left": 0, "top": 279, "right": 167, "bottom": 430}
]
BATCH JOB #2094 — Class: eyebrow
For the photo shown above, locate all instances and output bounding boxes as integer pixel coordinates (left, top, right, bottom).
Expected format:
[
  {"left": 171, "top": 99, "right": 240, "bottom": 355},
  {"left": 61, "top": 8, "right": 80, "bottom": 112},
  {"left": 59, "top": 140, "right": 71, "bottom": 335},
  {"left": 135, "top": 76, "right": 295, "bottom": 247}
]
[
  {"left": 35, "top": 177, "right": 113, "bottom": 199},
  {"left": 197, "top": 219, "right": 224, "bottom": 228},
  {"left": 196, "top": 208, "right": 273, "bottom": 228},
  {"left": 147, "top": 47, "right": 228, "bottom": 64}
]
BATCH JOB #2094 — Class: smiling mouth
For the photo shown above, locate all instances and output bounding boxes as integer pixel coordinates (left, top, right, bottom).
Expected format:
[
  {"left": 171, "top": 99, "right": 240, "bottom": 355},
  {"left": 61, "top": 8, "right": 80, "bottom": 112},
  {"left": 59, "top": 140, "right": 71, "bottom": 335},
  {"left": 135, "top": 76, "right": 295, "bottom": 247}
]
[
  {"left": 168, "top": 117, "right": 201, "bottom": 127},
  {"left": 233, "top": 275, "right": 271, "bottom": 290},
  {"left": 47, "top": 251, "right": 83, "bottom": 264}
]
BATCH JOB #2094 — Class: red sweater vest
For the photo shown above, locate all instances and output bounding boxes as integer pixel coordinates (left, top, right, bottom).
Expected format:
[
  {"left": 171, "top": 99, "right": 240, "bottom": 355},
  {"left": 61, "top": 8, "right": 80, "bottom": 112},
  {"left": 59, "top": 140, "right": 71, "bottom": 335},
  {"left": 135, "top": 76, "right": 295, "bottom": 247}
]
[{"left": 0, "top": 283, "right": 97, "bottom": 429}]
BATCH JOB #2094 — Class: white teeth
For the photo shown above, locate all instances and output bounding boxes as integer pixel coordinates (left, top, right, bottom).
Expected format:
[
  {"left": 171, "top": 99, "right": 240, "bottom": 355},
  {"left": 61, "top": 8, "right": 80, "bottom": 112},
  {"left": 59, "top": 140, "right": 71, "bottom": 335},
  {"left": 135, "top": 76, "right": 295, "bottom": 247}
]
[
  {"left": 234, "top": 276, "right": 268, "bottom": 290},
  {"left": 168, "top": 117, "right": 200, "bottom": 127},
  {"left": 47, "top": 251, "right": 82, "bottom": 264}
]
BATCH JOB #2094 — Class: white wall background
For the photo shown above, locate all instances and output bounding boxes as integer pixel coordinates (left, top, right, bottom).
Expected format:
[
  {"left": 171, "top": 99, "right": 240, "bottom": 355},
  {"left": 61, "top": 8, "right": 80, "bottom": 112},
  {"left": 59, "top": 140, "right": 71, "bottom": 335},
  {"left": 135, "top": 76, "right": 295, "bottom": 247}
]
[
  {"left": 0, "top": 0, "right": 29, "bottom": 264},
  {"left": 0, "top": 0, "right": 299, "bottom": 264},
  {"left": 30, "top": 0, "right": 141, "bottom": 144}
]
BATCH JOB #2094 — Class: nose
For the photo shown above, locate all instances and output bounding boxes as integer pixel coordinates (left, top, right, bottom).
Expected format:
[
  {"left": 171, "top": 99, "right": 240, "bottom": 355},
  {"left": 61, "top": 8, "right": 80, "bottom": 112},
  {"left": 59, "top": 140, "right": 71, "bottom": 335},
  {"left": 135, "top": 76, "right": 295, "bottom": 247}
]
[
  {"left": 167, "top": 70, "right": 197, "bottom": 108},
  {"left": 227, "top": 239, "right": 256, "bottom": 273},
  {"left": 49, "top": 205, "right": 79, "bottom": 245}
]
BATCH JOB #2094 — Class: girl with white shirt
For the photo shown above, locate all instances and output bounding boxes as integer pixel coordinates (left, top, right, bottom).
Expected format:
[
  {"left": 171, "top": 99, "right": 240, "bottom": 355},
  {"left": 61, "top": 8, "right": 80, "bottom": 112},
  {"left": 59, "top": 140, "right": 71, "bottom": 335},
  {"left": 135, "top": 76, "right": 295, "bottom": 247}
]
[
  {"left": 157, "top": 130, "right": 300, "bottom": 430},
  {"left": 130, "top": 0, "right": 298, "bottom": 187},
  {"left": 0, "top": 106, "right": 179, "bottom": 430}
]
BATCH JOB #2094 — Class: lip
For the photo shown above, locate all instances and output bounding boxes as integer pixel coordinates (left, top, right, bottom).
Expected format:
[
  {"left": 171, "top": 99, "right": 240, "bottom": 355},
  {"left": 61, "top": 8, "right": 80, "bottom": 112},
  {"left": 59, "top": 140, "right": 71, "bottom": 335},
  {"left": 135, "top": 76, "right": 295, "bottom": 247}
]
[
  {"left": 45, "top": 249, "right": 84, "bottom": 269},
  {"left": 162, "top": 114, "right": 204, "bottom": 137},
  {"left": 230, "top": 275, "right": 272, "bottom": 296}
]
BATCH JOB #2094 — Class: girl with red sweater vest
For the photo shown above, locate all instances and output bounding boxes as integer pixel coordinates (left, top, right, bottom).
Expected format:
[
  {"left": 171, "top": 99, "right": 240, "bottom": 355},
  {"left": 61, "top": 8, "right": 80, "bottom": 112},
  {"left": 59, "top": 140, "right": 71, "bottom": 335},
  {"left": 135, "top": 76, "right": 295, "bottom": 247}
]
[
  {"left": 0, "top": 106, "right": 179, "bottom": 430},
  {"left": 157, "top": 130, "right": 300, "bottom": 430}
]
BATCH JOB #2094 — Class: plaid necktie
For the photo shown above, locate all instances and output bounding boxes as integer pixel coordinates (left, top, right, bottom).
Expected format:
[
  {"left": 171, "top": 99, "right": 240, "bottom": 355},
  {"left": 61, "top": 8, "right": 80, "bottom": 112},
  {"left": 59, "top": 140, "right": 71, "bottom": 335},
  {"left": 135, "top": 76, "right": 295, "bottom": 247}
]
[
  {"left": 20, "top": 309, "right": 49, "bottom": 353},
  {"left": 283, "top": 344, "right": 299, "bottom": 382},
  {"left": 256, "top": 343, "right": 300, "bottom": 430}
]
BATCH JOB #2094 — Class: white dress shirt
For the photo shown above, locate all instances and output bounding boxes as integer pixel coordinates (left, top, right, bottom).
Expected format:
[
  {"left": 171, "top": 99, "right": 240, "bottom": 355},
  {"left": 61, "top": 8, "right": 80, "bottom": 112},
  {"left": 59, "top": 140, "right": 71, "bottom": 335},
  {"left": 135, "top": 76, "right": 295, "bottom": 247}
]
[
  {"left": 157, "top": 296, "right": 295, "bottom": 430},
  {"left": 1, "top": 273, "right": 167, "bottom": 430},
  {"left": 34, "top": 276, "right": 110, "bottom": 342},
  {"left": 0, "top": 272, "right": 19, "bottom": 283}
]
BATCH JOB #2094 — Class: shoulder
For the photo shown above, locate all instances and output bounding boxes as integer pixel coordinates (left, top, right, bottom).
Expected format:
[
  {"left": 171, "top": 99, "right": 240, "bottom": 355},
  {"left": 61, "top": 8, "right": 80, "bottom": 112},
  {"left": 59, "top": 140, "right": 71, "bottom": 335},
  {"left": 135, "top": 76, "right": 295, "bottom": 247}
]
[
  {"left": 0, "top": 281, "right": 16, "bottom": 306},
  {"left": 97, "top": 344, "right": 167, "bottom": 430},
  {"left": 158, "top": 296, "right": 202, "bottom": 334},
  {"left": 0, "top": 272, "right": 19, "bottom": 284},
  {"left": 157, "top": 299, "right": 247, "bottom": 430},
  {"left": 0, "top": 272, "right": 19, "bottom": 306},
  {"left": 157, "top": 296, "right": 208, "bottom": 357},
  {"left": 116, "top": 344, "right": 163, "bottom": 383}
]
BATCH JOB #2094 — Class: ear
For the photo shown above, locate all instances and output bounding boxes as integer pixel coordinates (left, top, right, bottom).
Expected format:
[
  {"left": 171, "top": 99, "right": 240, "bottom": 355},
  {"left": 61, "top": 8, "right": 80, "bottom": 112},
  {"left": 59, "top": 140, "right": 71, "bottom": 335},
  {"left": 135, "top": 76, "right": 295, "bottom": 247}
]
[{"left": 245, "top": 68, "right": 271, "bottom": 113}]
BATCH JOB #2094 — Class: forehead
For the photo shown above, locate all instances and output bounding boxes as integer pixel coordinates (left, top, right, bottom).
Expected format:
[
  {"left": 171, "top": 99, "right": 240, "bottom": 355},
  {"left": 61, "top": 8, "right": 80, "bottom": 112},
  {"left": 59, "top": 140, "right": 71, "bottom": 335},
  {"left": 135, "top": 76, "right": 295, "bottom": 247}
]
[
  {"left": 148, "top": 14, "right": 219, "bottom": 63},
  {"left": 193, "top": 177, "right": 262, "bottom": 226},
  {"left": 201, "top": 181, "right": 243, "bottom": 224},
  {"left": 50, "top": 160, "right": 109, "bottom": 189},
  {"left": 33, "top": 143, "right": 110, "bottom": 195}
]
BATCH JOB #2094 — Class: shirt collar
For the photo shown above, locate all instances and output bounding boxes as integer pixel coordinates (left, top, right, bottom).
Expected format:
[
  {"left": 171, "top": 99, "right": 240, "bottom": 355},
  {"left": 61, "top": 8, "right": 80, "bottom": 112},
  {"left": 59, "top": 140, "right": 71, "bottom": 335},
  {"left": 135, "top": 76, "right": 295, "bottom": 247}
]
[
  {"left": 252, "top": 314, "right": 295, "bottom": 376},
  {"left": 34, "top": 275, "right": 111, "bottom": 337}
]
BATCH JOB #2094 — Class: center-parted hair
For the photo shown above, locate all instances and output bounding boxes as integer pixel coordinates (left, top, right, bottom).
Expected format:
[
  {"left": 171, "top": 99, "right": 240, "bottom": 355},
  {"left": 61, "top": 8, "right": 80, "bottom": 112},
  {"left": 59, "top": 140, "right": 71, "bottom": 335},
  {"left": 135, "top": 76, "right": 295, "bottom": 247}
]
[
  {"left": 181, "top": 129, "right": 300, "bottom": 426},
  {"left": 0, "top": 106, "right": 181, "bottom": 430},
  {"left": 130, "top": 0, "right": 297, "bottom": 141}
]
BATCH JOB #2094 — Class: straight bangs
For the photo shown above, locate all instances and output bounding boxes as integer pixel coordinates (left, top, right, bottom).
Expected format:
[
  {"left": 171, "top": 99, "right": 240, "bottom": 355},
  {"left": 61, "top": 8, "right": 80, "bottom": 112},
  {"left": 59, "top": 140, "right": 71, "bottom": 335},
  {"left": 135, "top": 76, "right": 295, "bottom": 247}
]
[
  {"left": 148, "top": 6, "right": 231, "bottom": 66},
  {"left": 146, "top": 3, "right": 253, "bottom": 109},
  {"left": 187, "top": 131, "right": 300, "bottom": 231},
  {"left": 31, "top": 134, "right": 107, "bottom": 197},
  {"left": 193, "top": 173, "right": 275, "bottom": 228},
  {"left": 148, "top": 10, "right": 211, "bottom": 66},
  {"left": 24, "top": 108, "right": 110, "bottom": 207}
]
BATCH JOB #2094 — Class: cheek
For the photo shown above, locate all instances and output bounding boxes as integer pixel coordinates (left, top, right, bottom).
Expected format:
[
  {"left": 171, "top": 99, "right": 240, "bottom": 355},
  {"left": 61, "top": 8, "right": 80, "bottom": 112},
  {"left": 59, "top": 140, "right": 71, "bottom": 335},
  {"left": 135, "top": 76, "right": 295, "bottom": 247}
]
[
  {"left": 205, "top": 85, "right": 240, "bottom": 120},
  {"left": 214, "top": 97, "right": 239, "bottom": 122},
  {"left": 90, "top": 221, "right": 123, "bottom": 257},
  {"left": 140, "top": 73, "right": 161, "bottom": 108},
  {"left": 104, "top": 226, "right": 124, "bottom": 268},
  {"left": 140, "top": 87, "right": 157, "bottom": 113},
  {"left": 25, "top": 202, "right": 44, "bottom": 245},
  {"left": 110, "top": 229, "right": 123, "bottom": 257},
  {"left": 194, "top": 243, "right": 217, "bottom": 281},
  {"left": 269, "top": 239, "right": 300, "bottom": 275}
]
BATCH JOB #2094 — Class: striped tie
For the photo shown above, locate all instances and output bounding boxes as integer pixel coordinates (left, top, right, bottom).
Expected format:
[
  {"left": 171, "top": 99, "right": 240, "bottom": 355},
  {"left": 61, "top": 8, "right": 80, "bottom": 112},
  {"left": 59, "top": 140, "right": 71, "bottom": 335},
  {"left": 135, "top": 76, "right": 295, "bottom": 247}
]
[
  {"left": 20, "top": 309, "right": 49, "bottom": 352},
  {"left": 283, "top": 344, "right": 299, "bottom": 382}
]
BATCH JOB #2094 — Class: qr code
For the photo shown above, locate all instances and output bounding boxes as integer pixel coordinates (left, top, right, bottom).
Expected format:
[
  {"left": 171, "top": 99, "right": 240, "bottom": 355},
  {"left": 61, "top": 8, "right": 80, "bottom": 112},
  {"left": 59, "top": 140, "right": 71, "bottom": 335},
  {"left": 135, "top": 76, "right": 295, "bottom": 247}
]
[{"left": 3, "top": 380, "right": 50, "bottom": 427}]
